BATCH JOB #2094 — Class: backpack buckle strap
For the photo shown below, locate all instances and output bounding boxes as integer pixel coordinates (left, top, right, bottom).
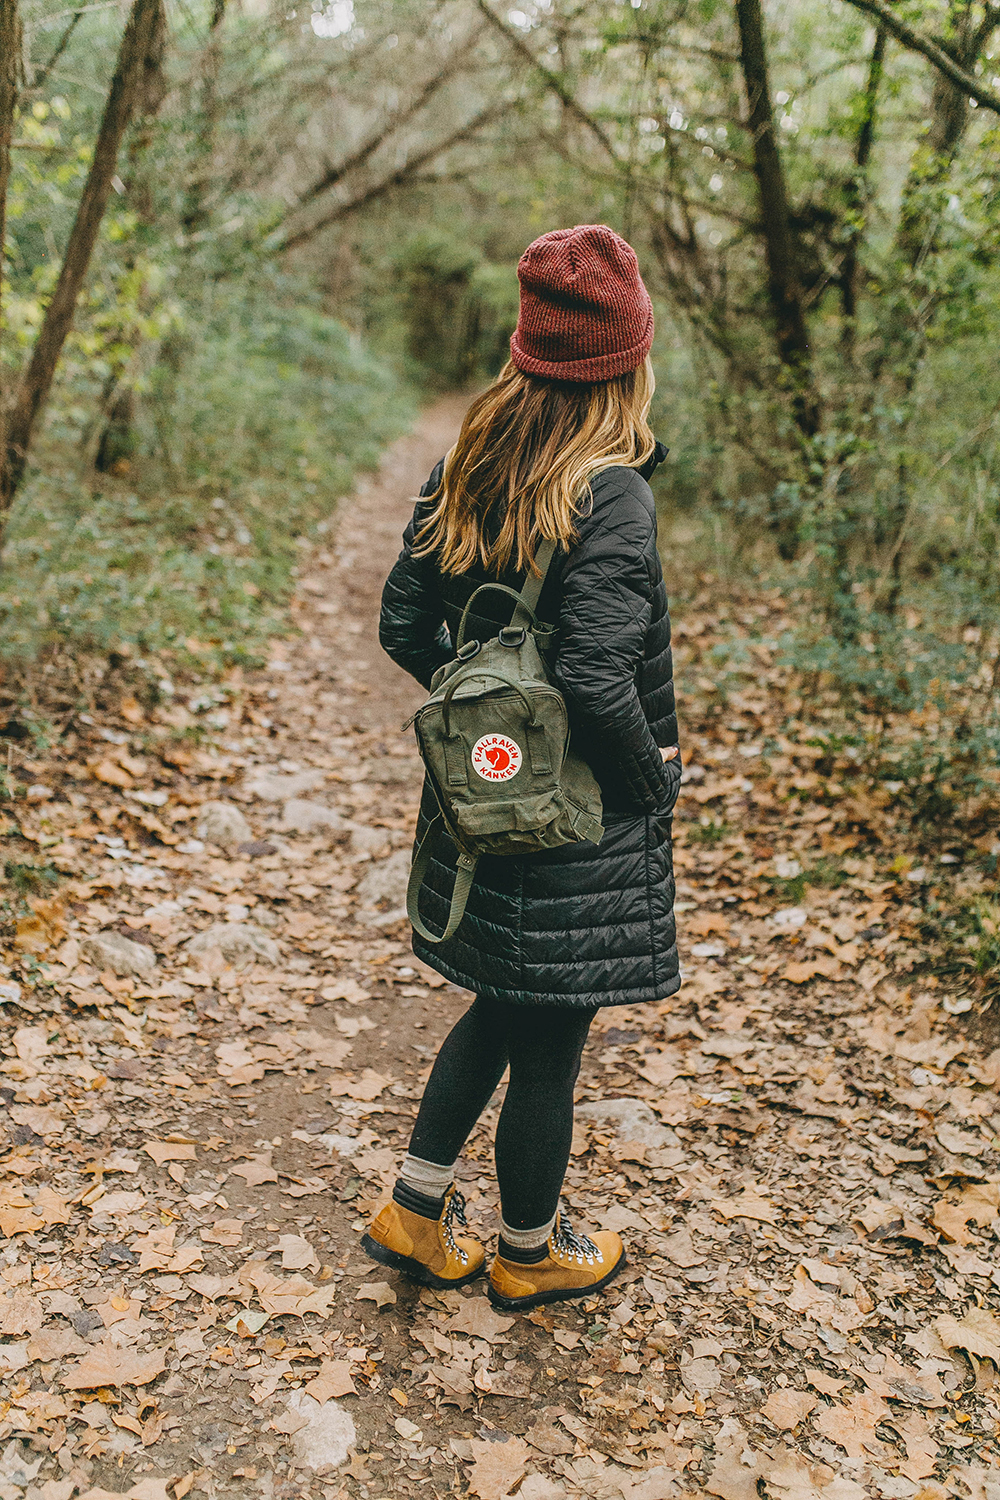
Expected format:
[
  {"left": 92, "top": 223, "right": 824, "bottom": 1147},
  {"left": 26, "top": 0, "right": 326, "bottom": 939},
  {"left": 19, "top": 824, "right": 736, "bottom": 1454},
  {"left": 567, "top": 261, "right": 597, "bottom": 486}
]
[
  {"left": 444, "top": 735, "right": 467, "bottom": 786},
  {"left": 526, "top": 722, "right": 552, "bottom": 777}
]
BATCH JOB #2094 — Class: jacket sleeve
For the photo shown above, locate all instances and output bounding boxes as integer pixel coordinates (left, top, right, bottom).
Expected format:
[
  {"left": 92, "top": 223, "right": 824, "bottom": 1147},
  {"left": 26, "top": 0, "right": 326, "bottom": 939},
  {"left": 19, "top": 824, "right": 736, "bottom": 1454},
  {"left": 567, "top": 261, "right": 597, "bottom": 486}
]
[
  {"left": 552, "top": 477, "right": 677, "bottom": 813},
  {"left": 378, "top": 465, "right": 453, "bottom": 690}
]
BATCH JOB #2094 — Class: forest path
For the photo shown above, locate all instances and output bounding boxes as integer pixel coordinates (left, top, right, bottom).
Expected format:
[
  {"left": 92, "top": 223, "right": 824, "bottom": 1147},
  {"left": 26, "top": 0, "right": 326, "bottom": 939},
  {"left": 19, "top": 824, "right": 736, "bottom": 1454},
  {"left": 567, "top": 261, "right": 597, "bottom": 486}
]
[{"left": 2, "top": 398, "right": 999, "bottom": 1500}]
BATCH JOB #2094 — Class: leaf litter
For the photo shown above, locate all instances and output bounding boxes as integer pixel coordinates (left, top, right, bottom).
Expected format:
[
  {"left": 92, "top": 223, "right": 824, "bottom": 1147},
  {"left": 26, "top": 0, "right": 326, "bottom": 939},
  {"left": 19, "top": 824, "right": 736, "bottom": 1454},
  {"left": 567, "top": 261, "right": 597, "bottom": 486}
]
[{"left": 1, "top": 399, "right": 1000, "bottom": 1498}]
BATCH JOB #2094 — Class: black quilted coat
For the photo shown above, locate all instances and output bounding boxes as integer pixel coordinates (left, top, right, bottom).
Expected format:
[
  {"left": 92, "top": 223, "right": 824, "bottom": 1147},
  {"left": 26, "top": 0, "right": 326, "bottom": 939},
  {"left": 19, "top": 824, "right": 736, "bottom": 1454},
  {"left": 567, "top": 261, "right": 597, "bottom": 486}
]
[{"left": 379, "top": 444, "right": 681, "bottom": 1009}]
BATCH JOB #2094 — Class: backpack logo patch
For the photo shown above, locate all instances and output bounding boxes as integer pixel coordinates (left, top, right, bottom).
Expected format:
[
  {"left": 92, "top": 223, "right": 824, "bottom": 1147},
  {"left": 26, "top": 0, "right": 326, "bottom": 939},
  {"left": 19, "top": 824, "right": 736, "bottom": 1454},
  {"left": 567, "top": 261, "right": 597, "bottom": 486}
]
[{"left": 471, "top": 734, "right": 522, "bottom": 782}]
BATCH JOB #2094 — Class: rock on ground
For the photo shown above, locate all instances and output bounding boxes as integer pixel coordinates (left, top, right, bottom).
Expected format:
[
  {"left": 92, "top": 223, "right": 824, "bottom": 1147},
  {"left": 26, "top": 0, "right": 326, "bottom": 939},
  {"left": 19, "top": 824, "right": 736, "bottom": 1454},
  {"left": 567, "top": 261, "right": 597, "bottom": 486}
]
[
  {"left": 355, "top": 849, "right": 409, "bottom": 909},
  {"left": 80, "top": 931, "right": 157, "bottom": 978},
  {"left": 575, "top": 1097, "right": 678, "bottom": 1148},
  {"left": 348, "top": 823, "right": 392, "bottom": 859},
  {"left": 184, "top": 921, "right": 280, "bottom": 967},
  {"left": 195, "top": 800, "right": 252, "bottom": 847},
  {"left": 244, "top": 769, "right": 325, "bottom": 800},
  {"left": 280, "top": 798, "right": 343, "bottom": 834},
  {"left": 285, "top": 1393, "right": 356, "bottom": 1469}
]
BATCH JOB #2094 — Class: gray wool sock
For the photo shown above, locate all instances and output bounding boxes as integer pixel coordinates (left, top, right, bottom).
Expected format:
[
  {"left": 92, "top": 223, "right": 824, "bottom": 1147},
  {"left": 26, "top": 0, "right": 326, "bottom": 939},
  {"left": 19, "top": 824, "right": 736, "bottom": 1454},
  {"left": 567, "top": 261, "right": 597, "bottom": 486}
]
[{"left": 397, "top": 1153, "right": 455, "bottom": 1200}]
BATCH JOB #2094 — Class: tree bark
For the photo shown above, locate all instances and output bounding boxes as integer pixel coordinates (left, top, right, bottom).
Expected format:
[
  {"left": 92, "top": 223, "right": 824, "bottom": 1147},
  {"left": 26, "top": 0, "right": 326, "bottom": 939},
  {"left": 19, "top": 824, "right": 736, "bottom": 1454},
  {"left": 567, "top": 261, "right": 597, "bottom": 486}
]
[
  {"left": 0, "top": 0, "right": 21, "bottom": 419},
  {"left": 734, "top": 0, "right": 819, "bottom": 437},
  {"left": 0, "top": 0, "right": 164, "bottom": 522},
  {"left": 841, "top": 25, "right": 885, "bottom": 344},
  {"left": 181, "top": 0, "right": 225, "bottom": 238}
]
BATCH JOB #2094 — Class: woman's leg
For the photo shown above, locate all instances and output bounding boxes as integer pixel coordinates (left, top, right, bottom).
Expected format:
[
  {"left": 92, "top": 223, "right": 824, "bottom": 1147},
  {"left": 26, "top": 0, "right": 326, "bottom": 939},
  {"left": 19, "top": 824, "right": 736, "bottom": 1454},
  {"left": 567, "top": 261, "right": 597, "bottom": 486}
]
[
  {"left": 493, "top": 1004, "right": 597, "bottom": 1254},
  {"left": 395, "top": 995, "right": 510, "bottom": 1214}
]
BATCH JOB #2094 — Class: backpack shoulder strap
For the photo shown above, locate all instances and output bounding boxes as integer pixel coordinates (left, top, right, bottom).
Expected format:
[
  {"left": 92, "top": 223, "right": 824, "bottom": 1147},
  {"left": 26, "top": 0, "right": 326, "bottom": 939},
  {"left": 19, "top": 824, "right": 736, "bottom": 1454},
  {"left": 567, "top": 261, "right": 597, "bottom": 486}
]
[
  {"left": 511, "top": 538, "right": 556, "bottom": 629},
  {"left": 406, "top": 815, "right": 478, "bottom": 944}
]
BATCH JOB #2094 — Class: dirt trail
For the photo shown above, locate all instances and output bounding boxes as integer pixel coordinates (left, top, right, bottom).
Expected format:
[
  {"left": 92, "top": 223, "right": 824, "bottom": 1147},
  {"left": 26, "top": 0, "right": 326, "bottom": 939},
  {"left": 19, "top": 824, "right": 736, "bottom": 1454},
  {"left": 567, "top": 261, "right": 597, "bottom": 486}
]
[{"left": 2, "top": 398, "right": 1000, "bottom": 1500}]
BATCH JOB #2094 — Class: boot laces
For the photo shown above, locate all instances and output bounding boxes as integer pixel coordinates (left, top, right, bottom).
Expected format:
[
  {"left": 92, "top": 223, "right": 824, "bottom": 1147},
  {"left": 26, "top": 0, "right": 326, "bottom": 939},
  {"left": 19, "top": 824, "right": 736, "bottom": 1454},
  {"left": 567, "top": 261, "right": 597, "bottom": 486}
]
[
  {"left": 553, "top": 1210, "right": 598, "bottom": 1266},
  {"left": 442, "top": 1187, "right": 469, "bottom": 1265}
]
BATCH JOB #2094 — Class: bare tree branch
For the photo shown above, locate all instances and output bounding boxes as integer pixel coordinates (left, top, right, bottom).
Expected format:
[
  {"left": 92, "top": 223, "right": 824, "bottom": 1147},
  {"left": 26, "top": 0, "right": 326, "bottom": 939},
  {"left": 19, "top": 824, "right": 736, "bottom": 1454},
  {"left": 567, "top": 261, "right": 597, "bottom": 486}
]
[
  {"left": 839, "top": 0, "right": 1000, "bottom": 114},
  {"left": 30, "top": 6, "right": 83, "bottom": 91},
  {"left": 272, "top": 99, "right": 515, "bottom": 255},
  {"left": 472, "top": 0, "right": 624, "bottom": 165},
  {"left": 294, "top": 24, "right": 485, "bottom": 212}
]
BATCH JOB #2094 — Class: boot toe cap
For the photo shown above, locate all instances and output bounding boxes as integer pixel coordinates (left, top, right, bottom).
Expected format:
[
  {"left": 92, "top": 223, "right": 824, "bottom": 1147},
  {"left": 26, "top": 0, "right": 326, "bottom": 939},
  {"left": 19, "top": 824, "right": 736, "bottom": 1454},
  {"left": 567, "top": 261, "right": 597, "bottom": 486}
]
[{"left": 589, "top": 1230, "right": 624, "bottom": 1270}]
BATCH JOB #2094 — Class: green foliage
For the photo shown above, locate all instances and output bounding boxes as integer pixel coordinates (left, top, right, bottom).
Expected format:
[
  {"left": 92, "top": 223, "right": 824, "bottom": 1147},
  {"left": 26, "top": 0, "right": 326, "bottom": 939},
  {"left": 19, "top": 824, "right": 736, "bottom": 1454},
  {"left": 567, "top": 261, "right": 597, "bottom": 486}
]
[
  {"left": 689, "top": 815, "right": 730, "bottom": 846},
  {"left": 932, "top": 898, "right": 1000, "bottom": 1008},
  {"left": 0, "top": 284, "right": 413, "bottom": 663},
  {"left": 3, "top": 861, "right": 60, "bottom": 897},
  {"left": 392, "top": 231, "right": 518, "bottom": 386}
]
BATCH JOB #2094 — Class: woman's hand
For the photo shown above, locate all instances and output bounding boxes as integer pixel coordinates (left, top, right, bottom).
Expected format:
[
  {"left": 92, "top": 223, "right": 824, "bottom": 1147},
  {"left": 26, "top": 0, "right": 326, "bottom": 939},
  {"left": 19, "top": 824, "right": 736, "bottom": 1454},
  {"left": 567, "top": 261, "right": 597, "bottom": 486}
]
[{"left": 661, "top": 746, "right": 679, "bottom": 762}]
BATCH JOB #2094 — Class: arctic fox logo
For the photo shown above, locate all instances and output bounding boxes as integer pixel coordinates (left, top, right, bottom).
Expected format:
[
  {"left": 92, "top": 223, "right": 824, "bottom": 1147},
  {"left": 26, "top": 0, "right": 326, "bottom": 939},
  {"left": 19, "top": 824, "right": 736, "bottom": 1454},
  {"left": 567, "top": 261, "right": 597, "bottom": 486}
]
[
  {"left": 485, "top": 744, "right": 511, "bottom": 774},
  {"left": 471, "top": 734, "right": 522, "bottom": 782}
]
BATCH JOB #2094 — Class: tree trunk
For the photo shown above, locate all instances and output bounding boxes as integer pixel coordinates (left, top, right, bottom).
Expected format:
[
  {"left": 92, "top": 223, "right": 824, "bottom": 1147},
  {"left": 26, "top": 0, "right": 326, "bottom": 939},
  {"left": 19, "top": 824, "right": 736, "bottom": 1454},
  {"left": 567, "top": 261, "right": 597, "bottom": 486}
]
[
  {"left": 0, "top": 0, "right": 21, "bottom": 418},
  {"left": 91, "top": 0, "right": 166, "bottom": 473},
  {"left": 0, "top": 0, "right": 164, "bottom": 526},
  {"left": 181, "top": 0, "right": 225, "bottom": 238},
  {"left": 841, "top": 25, "right": 885, "bottom": 349},
  {"left": 734, "top": 0, "right": 819, "bottom": 438}
]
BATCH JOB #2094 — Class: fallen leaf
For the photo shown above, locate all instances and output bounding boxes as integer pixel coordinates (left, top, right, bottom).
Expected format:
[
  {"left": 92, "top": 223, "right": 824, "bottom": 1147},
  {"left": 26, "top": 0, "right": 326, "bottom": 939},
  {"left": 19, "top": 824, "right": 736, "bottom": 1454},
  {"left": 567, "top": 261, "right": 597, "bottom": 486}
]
[
  {"left": 276, "top": 1233, "right": 319, "bottom": 1272},
  {"left": 328, "top": 1068, "right": 392, "bottom": 1101},
  {"left": 931, "top": 1183, "right": 999, "bottom": 1245},
  {"left": 303, "top": 1358, "right": 357, "bottom": 1402},
  {"left": 935, "top": 1122, "right": 985, "bottom": 1158},
  {"left": 225, "top": 1309, "right": 270, "bottom": 1336},
  {"left": 0, "top": 1205, "right": 45, "bottom": 1236},
  {"left": 269, "top": 1405, "right": 310, "bottom": 1435},
  {"left": 804, "top": 1368, "right": 848, "bottom": 1397},
  {"left": 444, "top": 1303, "right": 515, "bottom": 1341},
  {"left": 935, "top": 1306, "right": 1000, "bottom": 1364},
  {"left": 90, "top": 757, "right": 134, "bottom": 789},
  {"left": 240, "top": 1264, "right": 337, "bottom": 1318},
  {"left": 786, "top": 1265, "right": 868, "bottom": 1334},
  {"left": 144, "top": 1140, "right": 197, "bottom": 1166},
  {"left": 62, "top": 1341, "right": 167, "bottom": 1389},
  {"left": 813, "top": 1392, "right": 891, "bottom": 1460},
  {"left": 200, "top": 1219, "right": 244, "bottom": 1247},
  {"left": 1, "top": 1290, "right": 44, "bottom": 1335},
  {"left": 711, "top": 1190, "right": 779, "bottom": 1224},
  {"left": 466, "top": 1435, "right": 530, "bottom": 1500},
  {"left": 229, "top": 1158, "right": 279, "bottom": 1186},
  {"left": 34, "top": 1183, "right": 71, "bottom": 1225},
  {"left": 762, "top": 1389, "right": 818, "bottom": 1431},
  {"left": 355, "top": 1281, "right": 396, "bottom": 1309},
  {"left": 783, "top": 958, "right": 841, "bottom": 984}
]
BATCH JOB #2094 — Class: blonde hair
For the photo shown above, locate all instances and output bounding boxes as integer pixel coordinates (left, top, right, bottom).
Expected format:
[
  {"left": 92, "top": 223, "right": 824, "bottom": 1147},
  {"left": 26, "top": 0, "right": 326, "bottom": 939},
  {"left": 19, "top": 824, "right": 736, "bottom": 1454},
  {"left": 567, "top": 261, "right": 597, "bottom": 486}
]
[{"left": 413, "top": 356, "right": 656, "bottom": 576}]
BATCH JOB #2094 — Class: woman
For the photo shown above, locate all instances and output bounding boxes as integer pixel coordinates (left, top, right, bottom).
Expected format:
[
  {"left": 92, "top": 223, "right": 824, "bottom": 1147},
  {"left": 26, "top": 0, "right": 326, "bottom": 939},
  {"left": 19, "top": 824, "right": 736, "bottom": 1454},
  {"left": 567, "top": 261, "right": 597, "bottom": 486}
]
[{"left": 368, "top": 224, "right": 681, "bottom": 1312}]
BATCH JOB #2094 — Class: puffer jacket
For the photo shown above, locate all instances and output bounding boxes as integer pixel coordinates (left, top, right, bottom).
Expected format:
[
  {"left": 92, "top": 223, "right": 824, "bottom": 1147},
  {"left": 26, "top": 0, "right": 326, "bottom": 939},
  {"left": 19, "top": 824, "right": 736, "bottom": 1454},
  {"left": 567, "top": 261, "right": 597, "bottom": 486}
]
[{"left": 379, "top": 443, "right": 681, "bottom": 1008}]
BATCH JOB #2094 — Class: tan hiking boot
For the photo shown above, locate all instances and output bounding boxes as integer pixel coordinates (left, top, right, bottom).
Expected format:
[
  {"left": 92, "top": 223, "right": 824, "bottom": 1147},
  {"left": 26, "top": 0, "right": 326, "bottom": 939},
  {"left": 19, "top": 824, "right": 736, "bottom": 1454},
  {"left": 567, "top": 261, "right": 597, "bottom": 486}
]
[
  {"left": 362, "top": 1185, "right": 485, "bottom": 1289},
  {"left": 488, "top": 1211, "right": 626, "bottom": 1311}
]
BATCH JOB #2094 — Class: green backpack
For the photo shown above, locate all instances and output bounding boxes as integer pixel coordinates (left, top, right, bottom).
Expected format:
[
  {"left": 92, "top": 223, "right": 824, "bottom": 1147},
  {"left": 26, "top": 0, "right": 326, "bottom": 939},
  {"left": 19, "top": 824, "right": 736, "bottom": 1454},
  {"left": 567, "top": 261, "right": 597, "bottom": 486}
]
[{"left": 405, "top": 539, "right": 605, "bottom": 944}]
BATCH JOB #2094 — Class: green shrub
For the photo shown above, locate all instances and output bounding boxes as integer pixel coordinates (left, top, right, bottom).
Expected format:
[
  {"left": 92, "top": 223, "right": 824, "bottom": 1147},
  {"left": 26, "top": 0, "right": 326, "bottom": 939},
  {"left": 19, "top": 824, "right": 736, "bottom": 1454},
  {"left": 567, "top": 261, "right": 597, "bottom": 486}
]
[{"left": 0, "top": 283, "right": 414, "bottom": 665}]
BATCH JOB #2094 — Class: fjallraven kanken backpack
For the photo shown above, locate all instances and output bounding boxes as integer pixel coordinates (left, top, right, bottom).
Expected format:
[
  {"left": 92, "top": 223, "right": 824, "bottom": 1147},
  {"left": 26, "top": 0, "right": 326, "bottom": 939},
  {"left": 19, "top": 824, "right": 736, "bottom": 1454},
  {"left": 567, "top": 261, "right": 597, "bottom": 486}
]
[{"left": 405, "top": 539, "right": 605, "bottom": 944}]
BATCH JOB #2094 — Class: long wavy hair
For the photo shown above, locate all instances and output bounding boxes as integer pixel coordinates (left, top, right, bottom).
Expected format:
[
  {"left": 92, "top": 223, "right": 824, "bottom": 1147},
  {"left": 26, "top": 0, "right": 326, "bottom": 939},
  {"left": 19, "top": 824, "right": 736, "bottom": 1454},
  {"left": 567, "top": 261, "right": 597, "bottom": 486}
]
[{"left": 413, "top": 356, "right": 655, "bottom": 577}]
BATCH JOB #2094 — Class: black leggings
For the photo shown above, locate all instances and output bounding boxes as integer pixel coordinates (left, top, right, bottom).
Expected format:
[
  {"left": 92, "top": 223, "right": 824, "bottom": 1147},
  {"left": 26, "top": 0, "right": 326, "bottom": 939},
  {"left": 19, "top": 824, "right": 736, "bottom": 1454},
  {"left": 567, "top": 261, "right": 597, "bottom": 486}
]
[{"left": 407, "top": 996, "right": 596, "bottom": 1232}]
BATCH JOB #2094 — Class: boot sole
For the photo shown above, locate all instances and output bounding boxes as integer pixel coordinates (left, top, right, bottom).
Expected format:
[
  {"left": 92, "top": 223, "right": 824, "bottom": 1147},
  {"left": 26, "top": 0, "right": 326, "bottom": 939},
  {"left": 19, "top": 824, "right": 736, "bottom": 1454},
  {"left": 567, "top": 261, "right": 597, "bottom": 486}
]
[
  {"left": 360, "top": 1233, "right": 485, "bottom": 1291},
  {"left": 487, "top": 1247, "right": 627, "bottom": 1312}
]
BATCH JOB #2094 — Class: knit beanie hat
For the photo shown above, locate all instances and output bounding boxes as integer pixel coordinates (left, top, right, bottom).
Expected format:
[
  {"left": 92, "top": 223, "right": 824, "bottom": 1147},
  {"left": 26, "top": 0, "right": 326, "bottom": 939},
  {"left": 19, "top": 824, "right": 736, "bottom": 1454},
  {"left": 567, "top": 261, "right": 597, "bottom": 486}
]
[{"left": 510, "top": 224, "right": 654, "bottom": 383}]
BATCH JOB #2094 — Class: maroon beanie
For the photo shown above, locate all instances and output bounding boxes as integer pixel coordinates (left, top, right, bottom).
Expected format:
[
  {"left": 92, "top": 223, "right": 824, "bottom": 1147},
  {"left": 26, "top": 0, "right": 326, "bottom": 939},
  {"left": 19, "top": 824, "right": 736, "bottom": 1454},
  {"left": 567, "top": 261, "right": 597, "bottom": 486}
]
[{"left": 510, "top": 224, "right": 654, "bottom": 383}]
